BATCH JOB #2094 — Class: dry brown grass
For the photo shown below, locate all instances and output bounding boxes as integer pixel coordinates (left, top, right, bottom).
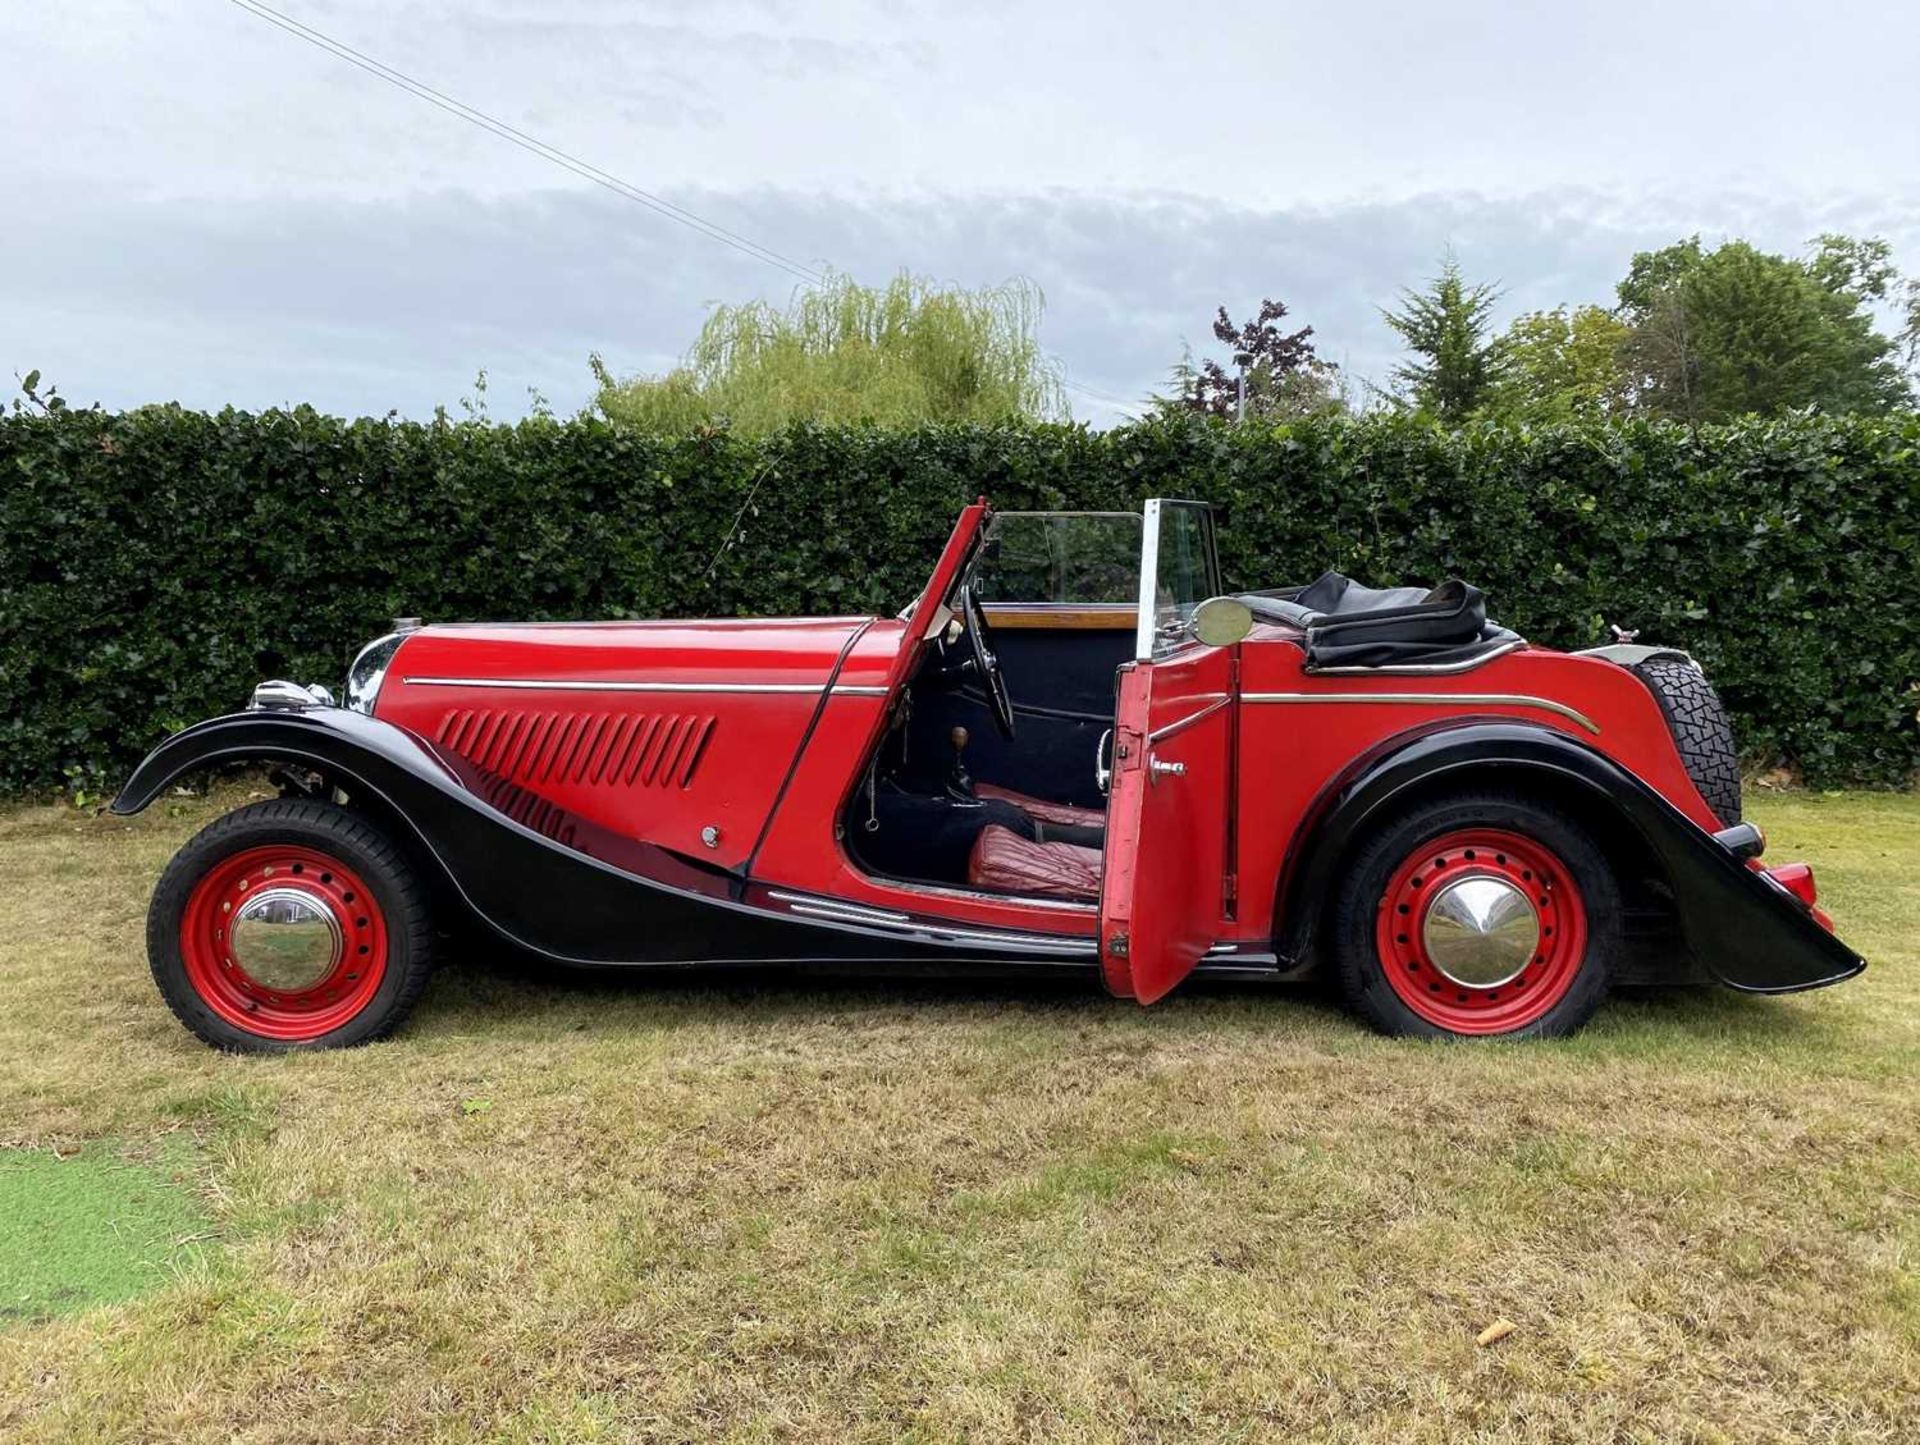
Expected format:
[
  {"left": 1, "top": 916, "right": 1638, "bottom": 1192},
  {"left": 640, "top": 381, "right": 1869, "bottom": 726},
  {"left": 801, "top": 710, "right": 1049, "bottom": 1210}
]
[{"left": 1, "top": 784, "right": 1915, "bottom": 1443}]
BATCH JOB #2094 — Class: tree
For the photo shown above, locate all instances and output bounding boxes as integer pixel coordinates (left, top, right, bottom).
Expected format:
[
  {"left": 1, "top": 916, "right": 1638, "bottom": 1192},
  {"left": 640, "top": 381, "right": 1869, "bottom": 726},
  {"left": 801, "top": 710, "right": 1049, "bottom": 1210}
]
[
  {"left": 1483, "top": 305, "right": 1633, "bottom": 423},
  {"left": 1380, "top": 252, "right": 1506, "bottom": 424},
  {"left": 1157, "top": 299, "right": 1344, "bottom": 422},
  {"left": 591, "top": 271, "right": 1065, "bottom": 434},
  {"left": 1901, "top": 278, "right": 1920, "bottom": 383},
  {"left": 1616, "top": 236, "right": 1907, "bottom": 423},
  {"left": 1806, "top": 233, "right": 1898, "bottom": 304}
]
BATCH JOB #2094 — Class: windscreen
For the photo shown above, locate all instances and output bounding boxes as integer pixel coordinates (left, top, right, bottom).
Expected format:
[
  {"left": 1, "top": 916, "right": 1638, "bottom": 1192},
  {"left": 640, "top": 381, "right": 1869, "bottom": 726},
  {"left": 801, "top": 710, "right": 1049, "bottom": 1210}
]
[{"left": 969, "top": 511, "right": 1142, "bottom": 605}]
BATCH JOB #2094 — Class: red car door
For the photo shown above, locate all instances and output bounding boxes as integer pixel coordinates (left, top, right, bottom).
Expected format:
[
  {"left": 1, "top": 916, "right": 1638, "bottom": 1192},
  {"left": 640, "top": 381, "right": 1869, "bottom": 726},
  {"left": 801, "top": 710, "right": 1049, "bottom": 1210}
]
[{"left": 1099, "top": 501, "right": 1237, "bottom": 1004}]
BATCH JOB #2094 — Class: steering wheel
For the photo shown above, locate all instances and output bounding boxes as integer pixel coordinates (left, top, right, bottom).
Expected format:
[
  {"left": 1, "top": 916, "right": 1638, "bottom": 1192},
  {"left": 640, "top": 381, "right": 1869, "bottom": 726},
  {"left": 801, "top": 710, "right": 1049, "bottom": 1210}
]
[{"left": 960, "top": 584, "right": 1018, "bottom": 741}]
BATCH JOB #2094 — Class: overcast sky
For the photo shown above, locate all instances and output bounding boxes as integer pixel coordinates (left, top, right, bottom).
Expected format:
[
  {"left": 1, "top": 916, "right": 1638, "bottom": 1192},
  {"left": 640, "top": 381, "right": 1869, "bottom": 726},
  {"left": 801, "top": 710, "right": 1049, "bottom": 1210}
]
[{"left": 6, "top": 1, "right": 1918, "bottom": 424}]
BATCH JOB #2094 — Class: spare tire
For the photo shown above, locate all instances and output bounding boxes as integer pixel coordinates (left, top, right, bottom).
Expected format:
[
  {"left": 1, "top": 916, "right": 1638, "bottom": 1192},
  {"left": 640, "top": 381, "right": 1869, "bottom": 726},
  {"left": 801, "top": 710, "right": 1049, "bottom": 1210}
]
[{"left": 1632, "top": 657, "right": 1741, "bottom": 826}]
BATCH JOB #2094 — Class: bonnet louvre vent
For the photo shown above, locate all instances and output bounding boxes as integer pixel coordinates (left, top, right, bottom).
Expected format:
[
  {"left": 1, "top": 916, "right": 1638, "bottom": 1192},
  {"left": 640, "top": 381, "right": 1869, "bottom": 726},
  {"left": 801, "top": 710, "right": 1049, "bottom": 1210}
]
[{"left": 435, "top": 708, "right": 715, "bottom": 789}]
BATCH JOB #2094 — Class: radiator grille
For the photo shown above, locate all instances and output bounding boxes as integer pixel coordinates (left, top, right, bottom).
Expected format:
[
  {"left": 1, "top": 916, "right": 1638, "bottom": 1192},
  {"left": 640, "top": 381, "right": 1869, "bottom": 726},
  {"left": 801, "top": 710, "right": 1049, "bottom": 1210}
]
[{"left": 435, "top": 708, "right": 715, "bottom": 789}]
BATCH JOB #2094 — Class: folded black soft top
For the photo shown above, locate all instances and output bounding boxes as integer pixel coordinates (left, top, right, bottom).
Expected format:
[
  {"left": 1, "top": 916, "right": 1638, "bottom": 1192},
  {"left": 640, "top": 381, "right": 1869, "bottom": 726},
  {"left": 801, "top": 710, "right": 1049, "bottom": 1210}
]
[{"left": 1238, "top": 571, "right": 1522, "bottom": 671}]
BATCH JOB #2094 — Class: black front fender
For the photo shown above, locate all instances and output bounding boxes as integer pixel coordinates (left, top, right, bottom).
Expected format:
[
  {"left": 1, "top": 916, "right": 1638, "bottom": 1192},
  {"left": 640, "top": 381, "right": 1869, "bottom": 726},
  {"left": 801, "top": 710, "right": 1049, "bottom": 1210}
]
[
  {"left": 1272, "top": 722, "right": 1865, "bottom": 995},
  {"left": 113, "top": 709, "right": 1093, "bottom": 970}
]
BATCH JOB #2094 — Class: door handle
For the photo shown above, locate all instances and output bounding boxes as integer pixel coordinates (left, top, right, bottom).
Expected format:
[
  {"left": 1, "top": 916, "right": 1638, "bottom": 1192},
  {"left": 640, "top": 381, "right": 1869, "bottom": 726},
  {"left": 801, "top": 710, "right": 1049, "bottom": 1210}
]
[
  {"left": 1095, "top": 728, "right": 1113, "bottom": 795},
  {"left": 1149, "top": 755, "right": 1185, "bottom": 783}
]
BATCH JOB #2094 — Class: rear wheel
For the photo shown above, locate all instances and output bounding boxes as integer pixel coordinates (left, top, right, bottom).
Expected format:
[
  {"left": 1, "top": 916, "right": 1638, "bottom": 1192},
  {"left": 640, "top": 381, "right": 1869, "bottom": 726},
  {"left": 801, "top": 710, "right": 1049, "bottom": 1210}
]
[
  {"left": 1330, "top": 792, "right": 1621, "bottom": 1039},
  {"left": 148, "top": 799, "right": 434, "bottom": 1051}
]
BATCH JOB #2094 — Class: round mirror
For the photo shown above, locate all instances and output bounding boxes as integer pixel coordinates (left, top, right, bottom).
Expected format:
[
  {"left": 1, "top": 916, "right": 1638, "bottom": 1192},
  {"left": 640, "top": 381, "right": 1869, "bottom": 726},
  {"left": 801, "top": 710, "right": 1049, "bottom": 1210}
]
[{"left": 1191, "top": 596, "right": 1254, "bottom": 648}]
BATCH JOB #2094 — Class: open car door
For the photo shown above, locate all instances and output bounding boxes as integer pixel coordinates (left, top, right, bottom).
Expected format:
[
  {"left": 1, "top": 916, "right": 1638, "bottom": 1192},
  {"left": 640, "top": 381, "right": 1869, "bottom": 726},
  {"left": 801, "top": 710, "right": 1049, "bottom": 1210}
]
[{"left": 1099, "top": 501, "right": 1237, "bottom": 1004}]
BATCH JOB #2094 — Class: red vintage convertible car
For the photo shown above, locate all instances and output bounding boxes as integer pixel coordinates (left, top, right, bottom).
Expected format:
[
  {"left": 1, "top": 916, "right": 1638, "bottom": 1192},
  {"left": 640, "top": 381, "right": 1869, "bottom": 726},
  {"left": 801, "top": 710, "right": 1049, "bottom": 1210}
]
[{"left": 115, "top": 500, "right": 1862, "bottom": 1051}]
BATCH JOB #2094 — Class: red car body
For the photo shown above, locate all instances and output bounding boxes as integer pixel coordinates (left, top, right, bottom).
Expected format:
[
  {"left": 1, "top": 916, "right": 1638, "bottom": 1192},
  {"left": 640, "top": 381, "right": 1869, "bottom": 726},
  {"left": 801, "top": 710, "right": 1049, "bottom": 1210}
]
[{"left": 116, "top": 499, "right": 1864, "bottom": 1050}]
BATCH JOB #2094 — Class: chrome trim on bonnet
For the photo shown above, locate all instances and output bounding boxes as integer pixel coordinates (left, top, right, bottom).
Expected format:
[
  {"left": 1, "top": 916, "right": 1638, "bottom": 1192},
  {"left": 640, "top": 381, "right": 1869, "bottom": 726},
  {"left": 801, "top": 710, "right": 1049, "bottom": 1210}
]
[
  {"left": 400, "top": 677, "right": 864, "bottom": 696},
  {"left": 1244, "top": 691, "right": 1600, "bottom": 736}
]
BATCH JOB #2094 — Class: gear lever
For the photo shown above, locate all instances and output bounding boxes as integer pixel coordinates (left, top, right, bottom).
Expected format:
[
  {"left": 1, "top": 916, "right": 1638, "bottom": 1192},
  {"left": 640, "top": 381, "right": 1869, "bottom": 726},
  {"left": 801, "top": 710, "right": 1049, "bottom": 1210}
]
[{"left": 946, "top": 725, "right": 975, "bottom": 800}]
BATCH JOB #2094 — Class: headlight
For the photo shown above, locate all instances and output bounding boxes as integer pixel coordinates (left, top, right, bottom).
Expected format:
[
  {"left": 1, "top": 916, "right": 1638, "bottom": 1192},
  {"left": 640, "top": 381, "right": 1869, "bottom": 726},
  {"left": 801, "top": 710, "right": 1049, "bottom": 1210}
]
[{"left": 346, "top": 633, "right": 407, "bottom": 714}]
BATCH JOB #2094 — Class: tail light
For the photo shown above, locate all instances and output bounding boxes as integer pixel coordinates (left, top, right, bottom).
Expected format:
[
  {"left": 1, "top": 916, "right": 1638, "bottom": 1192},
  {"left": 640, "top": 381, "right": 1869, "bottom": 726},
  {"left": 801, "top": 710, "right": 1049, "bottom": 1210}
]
[
  {"left": 1765, "top": 862, "right": 1816, "bottom": 906},
  {"left": 1762, "top": 862, "right": 1834, "bottom": 932}
]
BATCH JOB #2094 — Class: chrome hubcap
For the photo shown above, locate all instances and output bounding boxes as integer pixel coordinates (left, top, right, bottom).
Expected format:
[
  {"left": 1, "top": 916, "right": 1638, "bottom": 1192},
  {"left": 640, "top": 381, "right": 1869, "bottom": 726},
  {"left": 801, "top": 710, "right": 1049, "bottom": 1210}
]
[
  {"left": 1420, "top": 875, "right": 1539, "bottom": 988},
  {"left": 229, "top": 886, "right": 343, "bottom": 990}
]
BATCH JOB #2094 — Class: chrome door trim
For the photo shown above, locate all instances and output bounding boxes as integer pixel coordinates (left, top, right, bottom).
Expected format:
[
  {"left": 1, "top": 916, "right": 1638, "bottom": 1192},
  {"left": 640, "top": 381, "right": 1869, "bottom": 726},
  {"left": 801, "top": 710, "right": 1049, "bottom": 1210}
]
[
  {"left": 1146, "top": 693, "right": 1231, "bottom": 744},
  {"left": 1243, "top": 690, "right": 1600, "bottom": 735}
]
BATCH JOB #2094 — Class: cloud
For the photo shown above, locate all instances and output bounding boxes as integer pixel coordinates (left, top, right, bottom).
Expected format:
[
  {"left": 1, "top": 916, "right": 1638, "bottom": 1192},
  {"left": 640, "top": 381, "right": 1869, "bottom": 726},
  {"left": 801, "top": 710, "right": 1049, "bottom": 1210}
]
[{"left": 6, "top": 184, "right": 1916, "bottom": 425}]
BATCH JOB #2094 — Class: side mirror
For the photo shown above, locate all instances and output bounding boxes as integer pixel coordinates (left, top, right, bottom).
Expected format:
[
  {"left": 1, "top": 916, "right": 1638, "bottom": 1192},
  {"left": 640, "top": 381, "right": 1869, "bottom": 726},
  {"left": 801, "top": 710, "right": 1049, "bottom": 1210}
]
[{"left": 1191, "top": 596, "right": 1254, "bottom": 648}]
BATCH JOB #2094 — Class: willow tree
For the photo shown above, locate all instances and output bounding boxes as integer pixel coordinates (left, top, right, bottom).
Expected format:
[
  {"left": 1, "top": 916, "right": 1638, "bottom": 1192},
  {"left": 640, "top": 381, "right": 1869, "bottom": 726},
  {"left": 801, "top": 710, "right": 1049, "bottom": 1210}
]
[{"left": 592, "top": 272, "right": 1066, "bottom": 433}]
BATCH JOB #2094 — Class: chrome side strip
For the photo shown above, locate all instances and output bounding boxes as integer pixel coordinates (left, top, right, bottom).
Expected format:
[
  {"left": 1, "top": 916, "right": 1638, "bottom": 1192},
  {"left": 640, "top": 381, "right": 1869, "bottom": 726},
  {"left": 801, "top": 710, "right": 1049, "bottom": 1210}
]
[
  {"left": 909, "top": 927, "right": 1098, "bottom": 953},
  {"left": 784, "top": 904, "right": 1096, "bottom": 953},
  {"left": 401, "top": 676, "right": 878, "bottom": 696},
  {"left": 1309, "top": 640, "right": 1525, "bottom": 675},
  {"left": 764, "top": 890, "right": 909, "bottom": 924},
  {"left": 764, "top": 889, "right": 1095, "bottom": 952},
  {"left": 1243, "top": 690, "right": 1600, "bottom": 735}
]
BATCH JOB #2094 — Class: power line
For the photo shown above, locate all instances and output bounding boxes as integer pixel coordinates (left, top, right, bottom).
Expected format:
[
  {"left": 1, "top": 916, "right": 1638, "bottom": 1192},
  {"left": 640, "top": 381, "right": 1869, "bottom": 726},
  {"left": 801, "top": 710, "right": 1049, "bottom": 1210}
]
[
  {"left": 225, "top": 0, "right": 827, "bottom": 286},
  {"left": 1062, "top": 379, "right": 1140, "bottom": 406},
  {"left": 1062, "top": 379, "right": 1145, "bottom": 417},
  {"left": 224, "top": 0, "right": 1138, "bottom": 416}
]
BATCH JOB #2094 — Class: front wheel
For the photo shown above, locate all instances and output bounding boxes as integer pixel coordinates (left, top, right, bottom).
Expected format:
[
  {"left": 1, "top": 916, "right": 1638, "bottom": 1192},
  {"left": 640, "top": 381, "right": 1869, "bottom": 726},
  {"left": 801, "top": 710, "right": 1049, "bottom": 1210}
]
[
  {"left": 1330, "top": 792, "right": 1621, "bottom": 1039},
  {"left": 147, "top": 799, "right": 435, "bottom": 1051}
]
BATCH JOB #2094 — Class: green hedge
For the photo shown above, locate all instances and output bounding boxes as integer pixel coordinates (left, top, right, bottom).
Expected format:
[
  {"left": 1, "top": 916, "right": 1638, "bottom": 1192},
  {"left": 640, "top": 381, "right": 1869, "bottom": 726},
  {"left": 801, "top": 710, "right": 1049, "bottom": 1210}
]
[{"left": 2, "top": 408, "right": 1915, "bottom": 794}]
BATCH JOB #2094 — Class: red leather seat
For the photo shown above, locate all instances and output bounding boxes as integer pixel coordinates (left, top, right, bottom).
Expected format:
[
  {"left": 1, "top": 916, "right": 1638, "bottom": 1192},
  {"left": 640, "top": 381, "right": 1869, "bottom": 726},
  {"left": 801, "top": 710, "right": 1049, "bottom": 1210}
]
[
  {"left": 975, "top": 783, "right": 1105, "bottom": 832},
  {"left": 967, "top": 824, "right": 1102, "bottom": 902}
]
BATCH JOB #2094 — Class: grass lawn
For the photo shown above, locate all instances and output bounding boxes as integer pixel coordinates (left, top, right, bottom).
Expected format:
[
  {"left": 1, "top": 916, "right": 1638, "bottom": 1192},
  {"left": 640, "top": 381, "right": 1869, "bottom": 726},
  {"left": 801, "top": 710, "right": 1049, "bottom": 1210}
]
[{"left": 0, "top": 784, "right": 1915, "bottom": 1443}]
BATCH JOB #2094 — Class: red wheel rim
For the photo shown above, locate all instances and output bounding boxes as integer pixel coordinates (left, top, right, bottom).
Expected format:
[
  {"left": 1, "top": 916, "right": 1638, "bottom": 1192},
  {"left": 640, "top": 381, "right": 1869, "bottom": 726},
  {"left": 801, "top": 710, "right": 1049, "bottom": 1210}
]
[
  {"left": 1375, "top": 827, "right": 1587, "bottom": 1035},
  {"left": 179, "top": 845, "right": 389, "bottom": 1041}
]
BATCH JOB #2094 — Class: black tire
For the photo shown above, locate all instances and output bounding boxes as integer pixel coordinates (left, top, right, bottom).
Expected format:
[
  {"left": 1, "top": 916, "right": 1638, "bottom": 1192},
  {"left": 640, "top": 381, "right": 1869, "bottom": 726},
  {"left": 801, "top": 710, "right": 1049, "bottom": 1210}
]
[
  {"left": 1631, "top": 657, "right": 1741, "bottom": 826},
  {"left": 1329, "top": 791, "right": 1622, "bottom": 1040},
  {"left": 147, "top": 799, "right": 435, "bottom": 1052}
]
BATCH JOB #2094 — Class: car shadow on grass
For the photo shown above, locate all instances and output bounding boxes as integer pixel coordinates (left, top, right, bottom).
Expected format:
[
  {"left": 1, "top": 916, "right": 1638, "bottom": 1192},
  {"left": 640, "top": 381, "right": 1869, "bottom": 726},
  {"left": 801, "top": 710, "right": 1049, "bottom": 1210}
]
[
  {"left": 420, "top": 942, "right": 1340, "bottom": 1027},
  {"left": 406, "top": 943, "right": 1824, "bottom": 1056}
]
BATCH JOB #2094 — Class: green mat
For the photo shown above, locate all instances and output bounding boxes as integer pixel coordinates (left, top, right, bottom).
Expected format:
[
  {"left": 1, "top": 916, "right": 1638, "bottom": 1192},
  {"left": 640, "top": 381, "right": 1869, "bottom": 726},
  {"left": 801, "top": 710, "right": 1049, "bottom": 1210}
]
[{"left": 0, "top": 1143, "right": 208, "bottom": 1322}]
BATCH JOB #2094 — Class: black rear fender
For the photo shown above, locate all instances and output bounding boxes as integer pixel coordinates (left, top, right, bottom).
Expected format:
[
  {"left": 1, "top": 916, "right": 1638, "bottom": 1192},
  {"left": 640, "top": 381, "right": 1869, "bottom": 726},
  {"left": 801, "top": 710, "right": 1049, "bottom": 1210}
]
[{"left": 1270, "top": 722, "right": 1863, "bottom": 994}]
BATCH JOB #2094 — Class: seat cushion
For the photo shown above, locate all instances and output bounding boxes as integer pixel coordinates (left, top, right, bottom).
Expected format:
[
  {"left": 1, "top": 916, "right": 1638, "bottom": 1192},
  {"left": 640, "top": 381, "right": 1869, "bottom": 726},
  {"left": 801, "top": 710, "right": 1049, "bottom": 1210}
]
[
  {"left": 967, "top": 824, "right": 1102, "bottom": 901},
  {"left": 975, "top": 783, "right": 1106, "bottom": 831}
]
